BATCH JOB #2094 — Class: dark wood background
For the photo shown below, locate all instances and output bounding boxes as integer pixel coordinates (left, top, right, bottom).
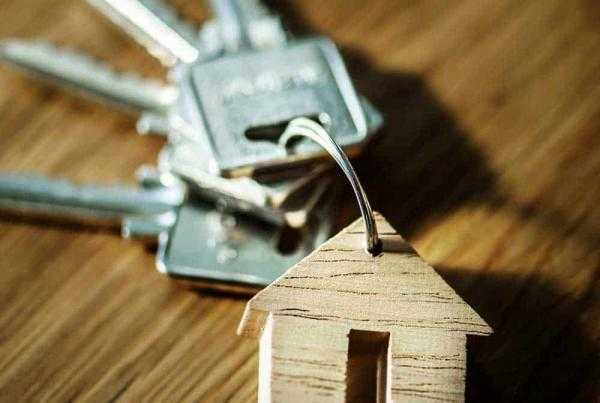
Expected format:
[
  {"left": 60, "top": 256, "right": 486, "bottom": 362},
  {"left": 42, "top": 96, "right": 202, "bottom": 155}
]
[{"left": 0, "top": 0, "right": 598, "bottom": 401}]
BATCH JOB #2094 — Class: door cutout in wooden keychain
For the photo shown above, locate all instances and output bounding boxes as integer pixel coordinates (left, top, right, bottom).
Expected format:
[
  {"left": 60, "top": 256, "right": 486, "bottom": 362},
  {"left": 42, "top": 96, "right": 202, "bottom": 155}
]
[{"left": 238, "top": 118, "right": 492, "bottom": 402}]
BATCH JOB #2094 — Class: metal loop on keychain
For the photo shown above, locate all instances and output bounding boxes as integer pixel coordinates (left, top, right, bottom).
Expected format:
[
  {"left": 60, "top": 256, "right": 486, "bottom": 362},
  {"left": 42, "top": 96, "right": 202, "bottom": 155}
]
[{"left": 279, "top": 117, "right": 382, "bottom": 256}]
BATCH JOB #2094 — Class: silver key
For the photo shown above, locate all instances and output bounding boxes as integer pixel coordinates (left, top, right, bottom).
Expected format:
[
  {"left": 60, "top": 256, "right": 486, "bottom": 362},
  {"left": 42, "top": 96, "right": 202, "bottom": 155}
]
[
  {"left": 87, "top": 0, "right": 202, "bottom": 65},
  {"left": 1, "top": 1, "right": 382, "bottom": 172},
  {"left": 0, "top": 172, "right": 184, "bottom": 238},
  {"left": 167, "top": 0, "right": 380, "bottom": 177},
  {"left": 0, "top": 40, "right": 177, "bottom": 115},
  {"left": 0, "top": 0, "right": 383, "bottom": 223},
  {"left": 0, "top": 170, "right": 335, "bottom": 291},
  {"left": 0, "top": 38, "right": 333, "bottom": 221}
]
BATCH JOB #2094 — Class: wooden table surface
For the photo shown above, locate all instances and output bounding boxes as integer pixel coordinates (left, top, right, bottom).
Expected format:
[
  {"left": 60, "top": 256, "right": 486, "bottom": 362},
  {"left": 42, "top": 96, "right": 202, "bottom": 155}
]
[{"left": 0, "top": 0, "right": 598, "bottom": 401}]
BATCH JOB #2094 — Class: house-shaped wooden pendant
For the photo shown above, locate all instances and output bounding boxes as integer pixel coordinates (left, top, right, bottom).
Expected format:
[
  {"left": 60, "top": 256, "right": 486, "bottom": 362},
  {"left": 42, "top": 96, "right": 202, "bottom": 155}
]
[{"left": 238, "top": 213, "right": 492, "bottom": 402}]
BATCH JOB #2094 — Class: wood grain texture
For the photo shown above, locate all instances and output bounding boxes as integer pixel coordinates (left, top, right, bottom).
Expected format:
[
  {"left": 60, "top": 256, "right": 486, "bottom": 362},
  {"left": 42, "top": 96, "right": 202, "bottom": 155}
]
[
  {"left": 238, "top": 213, "right": 491, "bottom": 402},
  {"left": 0, "top": 0, "right": 598, "bottom": 402}
]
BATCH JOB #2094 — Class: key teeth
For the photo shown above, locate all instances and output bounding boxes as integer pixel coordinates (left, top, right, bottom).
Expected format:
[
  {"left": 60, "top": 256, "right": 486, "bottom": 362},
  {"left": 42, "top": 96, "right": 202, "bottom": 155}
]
[
  {"left": 86, "top": 0, "right": 202, "bottom": 64},
  {"left": 138, "top": 0, "right": 199, "bottom": 42},
  {"left": 0, "top": 39, "right": 177, "bottom": 107}
]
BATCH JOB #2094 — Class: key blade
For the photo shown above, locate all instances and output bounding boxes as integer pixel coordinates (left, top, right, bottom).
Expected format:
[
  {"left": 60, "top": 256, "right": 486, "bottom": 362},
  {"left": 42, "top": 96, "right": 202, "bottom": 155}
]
[
  {"left": 87, "top": 0, "right": 200, "bottom": 65},
  {"left": 0, "top": 174, "right": 184, "bottom": 232},
  {"left": 0, "top": 40, "right": 177, "bottom": 115}
]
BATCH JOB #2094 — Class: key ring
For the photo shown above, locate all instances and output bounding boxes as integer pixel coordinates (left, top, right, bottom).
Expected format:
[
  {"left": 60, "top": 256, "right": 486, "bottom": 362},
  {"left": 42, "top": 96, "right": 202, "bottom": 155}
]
[{"left": 280, "top": 117, "right": 382, "bottom": 255}]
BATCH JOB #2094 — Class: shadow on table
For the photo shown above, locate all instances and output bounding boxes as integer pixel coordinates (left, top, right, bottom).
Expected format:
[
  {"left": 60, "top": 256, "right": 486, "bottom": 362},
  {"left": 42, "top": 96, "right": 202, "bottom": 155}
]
[
  {"left": 338, "top": 49, "right": 599, "bottom": 403},
  {"left": 349, "top": 62, "right": 495, "bottom": 237},
  {"left": 437, "top": 266, "right": 598, "bottom": 402},
  {"left": 264, "top": 1, "right": 496, "bottom": 236}
]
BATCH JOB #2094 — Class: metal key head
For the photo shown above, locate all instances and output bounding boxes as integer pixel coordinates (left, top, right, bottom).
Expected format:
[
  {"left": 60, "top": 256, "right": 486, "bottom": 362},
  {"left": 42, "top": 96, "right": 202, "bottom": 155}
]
[
  {"left": 156, "top": 193, "right": 335, "bottom": 293},
  {"left": 171, "top": 37, "right": 371, "bottom": 177}
]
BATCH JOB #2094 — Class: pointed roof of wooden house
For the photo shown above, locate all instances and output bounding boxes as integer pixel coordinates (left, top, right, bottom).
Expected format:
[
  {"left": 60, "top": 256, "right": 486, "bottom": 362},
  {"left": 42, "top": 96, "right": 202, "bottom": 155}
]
[{"left": 238, "top": 212, "right": 492, "bottom": 338}]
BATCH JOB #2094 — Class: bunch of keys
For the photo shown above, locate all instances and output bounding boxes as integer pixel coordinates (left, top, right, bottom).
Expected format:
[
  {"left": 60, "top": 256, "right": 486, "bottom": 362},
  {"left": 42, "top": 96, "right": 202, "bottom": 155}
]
[{"left": 0, "top": 0, "right": 382, "bottom": 292}]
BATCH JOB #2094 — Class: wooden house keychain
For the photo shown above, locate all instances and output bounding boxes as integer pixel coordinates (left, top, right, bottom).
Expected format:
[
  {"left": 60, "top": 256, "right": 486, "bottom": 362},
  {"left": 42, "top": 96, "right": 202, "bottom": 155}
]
[{"left": 238, "top": 118, "right": 492, "bottom": 402}]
